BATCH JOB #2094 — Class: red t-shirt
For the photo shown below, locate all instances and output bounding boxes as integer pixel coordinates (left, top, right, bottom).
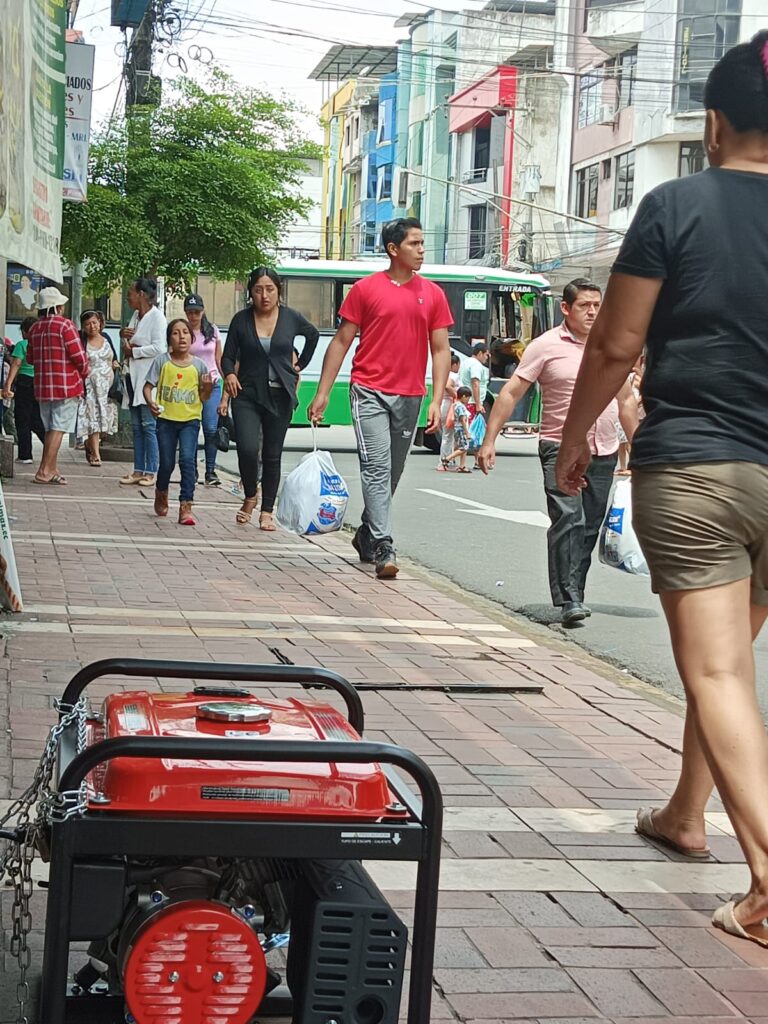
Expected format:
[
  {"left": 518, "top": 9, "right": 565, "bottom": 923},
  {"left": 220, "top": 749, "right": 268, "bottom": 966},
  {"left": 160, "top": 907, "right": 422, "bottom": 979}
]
[{"left": 339, "top": 271, "right": 454, "bottom": 396}]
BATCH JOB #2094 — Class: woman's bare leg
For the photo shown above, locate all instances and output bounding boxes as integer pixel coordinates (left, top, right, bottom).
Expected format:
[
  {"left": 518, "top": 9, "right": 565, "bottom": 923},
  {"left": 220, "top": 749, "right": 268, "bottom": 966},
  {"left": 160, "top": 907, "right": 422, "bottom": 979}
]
[
  {"left": 651, "top": 600, "right": 768, "bottom": 854},
  {"left": 659, "top": 579, "right": 768, "bottom": 928}
]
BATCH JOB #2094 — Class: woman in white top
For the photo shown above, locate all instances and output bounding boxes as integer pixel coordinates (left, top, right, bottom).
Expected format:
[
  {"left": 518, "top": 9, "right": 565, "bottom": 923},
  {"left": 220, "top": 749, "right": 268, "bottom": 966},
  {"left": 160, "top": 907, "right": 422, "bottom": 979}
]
[
  {"left": 119, "top": 278, "right": 167, "bottom": 486},
  {"left": 438, "top": 353, "right": 461, "bottom": 469}
]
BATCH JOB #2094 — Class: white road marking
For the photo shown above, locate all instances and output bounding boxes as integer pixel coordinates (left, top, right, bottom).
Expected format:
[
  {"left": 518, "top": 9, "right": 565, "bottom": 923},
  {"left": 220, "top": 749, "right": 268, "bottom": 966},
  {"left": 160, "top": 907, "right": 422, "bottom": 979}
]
[{"left": 419, "top": 489, "right": 549, "bottom": 528}]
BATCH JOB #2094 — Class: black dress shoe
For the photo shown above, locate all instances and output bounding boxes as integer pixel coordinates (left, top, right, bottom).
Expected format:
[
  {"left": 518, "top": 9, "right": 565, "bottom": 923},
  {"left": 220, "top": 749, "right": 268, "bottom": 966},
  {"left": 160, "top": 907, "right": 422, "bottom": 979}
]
[
  {"left": 352, "top": 526, "right": 375, "bottom": 564},
  {"left": 561, "top": 601, "right": 587, "bottom": 626}
]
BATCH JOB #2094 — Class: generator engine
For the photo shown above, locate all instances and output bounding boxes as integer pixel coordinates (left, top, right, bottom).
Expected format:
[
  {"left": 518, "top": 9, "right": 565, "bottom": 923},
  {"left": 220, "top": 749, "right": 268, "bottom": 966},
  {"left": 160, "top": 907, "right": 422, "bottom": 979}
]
[{"left": 45, "top": 678, "right": 429, "bottom": 1024}]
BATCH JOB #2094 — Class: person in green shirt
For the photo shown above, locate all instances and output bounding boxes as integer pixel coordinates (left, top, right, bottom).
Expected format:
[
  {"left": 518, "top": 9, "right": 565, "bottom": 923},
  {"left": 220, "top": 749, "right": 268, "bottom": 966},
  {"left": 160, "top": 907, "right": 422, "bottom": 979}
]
[{"left": 2, "top": 317, "right": 44, "bottom": 463}]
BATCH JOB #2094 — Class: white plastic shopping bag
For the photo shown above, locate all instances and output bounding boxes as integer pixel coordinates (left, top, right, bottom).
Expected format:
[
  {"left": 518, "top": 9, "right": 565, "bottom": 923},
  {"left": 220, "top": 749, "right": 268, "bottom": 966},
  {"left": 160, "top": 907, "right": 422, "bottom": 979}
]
[
  {"left": 276, "top": 431, "right": 349, "bottom": 535},
  {"left": 598, "top": 478, "right": 649, "bottom": 577}
]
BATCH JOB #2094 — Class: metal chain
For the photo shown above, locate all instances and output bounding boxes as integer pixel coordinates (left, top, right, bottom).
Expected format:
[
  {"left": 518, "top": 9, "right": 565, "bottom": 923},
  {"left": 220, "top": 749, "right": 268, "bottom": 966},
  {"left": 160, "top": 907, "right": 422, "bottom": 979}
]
[{"left": 0, "top": 698, "right": 87, "bottom": 1024}]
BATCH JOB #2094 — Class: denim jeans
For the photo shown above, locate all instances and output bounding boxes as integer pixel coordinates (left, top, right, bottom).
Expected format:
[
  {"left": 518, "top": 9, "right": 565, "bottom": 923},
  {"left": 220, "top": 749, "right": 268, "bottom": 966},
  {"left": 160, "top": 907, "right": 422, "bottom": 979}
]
[
  {"left": 130, "top": 403, "right": 159, "bottom": 475},
  {"left": 156, "top": 418, "right": 200, "bottom": 503},
  {"left": 201, "top": 379, "right": 222, "bottom": 477},
  {"left": 539, "top": 439, "right": 617, "bottom": 606}
]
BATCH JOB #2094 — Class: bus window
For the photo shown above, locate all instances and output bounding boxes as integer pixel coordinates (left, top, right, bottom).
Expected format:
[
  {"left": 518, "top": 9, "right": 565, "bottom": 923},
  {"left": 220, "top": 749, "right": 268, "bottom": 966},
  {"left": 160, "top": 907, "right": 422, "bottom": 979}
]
[
  {"left": 196, "top": 276, "right": 240, "bottom": 328},
  {"left": 489, "top": 291, "right": 525, "bottom": 380},
  {"left": 282, "top": 278, "right": 335, "bottom": 331}
]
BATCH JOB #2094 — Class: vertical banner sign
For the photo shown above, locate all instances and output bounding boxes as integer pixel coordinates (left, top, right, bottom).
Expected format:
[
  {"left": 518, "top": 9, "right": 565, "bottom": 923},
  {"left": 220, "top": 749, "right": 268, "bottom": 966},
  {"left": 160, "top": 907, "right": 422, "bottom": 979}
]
[
  {"left": 0, "top": 482, "right": 22, "bottom": 612},
  {"left": 63, "top": 42, "right": 95, "bottom": 202},
  {"left": 0, "top": 0, "right": 66, "bottom": 281}
]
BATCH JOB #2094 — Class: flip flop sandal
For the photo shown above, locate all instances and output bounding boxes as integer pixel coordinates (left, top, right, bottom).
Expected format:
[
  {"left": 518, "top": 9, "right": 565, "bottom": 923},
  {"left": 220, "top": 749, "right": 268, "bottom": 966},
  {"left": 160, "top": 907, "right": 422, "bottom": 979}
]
[
  {"left": 33, "top": 474, "right": 68, "bottom": 486},
  {"left": 712, "top": 900, "right": 768, "bottom": 947},
  {"left": 635, "top": 806, "right": 711, "bottom": 858},
  {"left": 457, "top": 467, "right": 472, "bottom": 474}
]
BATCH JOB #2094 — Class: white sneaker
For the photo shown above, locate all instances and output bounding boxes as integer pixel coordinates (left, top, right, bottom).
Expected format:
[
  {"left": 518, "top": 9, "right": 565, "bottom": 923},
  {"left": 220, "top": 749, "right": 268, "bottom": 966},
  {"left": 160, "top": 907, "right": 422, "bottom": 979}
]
[{"left": 16, "top": 458, "right": 33, "bottom": 464}]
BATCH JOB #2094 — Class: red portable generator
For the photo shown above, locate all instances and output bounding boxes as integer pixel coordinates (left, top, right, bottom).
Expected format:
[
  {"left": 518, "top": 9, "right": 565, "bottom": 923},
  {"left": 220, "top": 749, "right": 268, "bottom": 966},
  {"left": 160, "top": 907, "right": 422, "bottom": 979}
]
[{"left": 38, "top": 659, "right": 442, "bottom": 1024}]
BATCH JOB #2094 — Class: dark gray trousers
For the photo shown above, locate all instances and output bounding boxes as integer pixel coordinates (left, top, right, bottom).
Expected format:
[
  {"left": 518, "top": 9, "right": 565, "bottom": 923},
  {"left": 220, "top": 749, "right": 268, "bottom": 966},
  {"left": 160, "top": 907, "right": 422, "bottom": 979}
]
[
  {"left": 350, "top": 384, "right": 422, "bottom": 547},
  {"left": 539, "top": 439, "right": 617, "bottom": 606}
]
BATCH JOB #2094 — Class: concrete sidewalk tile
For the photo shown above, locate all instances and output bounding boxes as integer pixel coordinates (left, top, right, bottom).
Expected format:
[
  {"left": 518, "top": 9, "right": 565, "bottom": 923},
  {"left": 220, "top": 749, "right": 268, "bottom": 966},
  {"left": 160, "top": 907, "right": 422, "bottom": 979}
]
[
  {"left": 433, "top": 967, "right": 576, "bottom": 994},
  {"left": 433, "top": 929, "right": 488, "bottom": 968},
  {"left": 566, "top": 968, "right": 665, "bottom": 1016},
  {"left": 446, "top": 991, "right": 599, "bottom": 1019},
  {"left": 465, "top": 927, "right": 552, "bottom": 968},
  {"left": 648, "top": 928, "right": 751, "bottom": 968},
  {"left": 550, "top": 893, "right": 634, "bottom": 928},
  {"left": 532, "top": 927, "right": 660, "bottom": 949},
  {"left": 550, "top": 947, "right": 683, "bottom": 969},
  {"left": 709, "top": 929, "right": 768, "bottom": 968},
  {"left": 495, "top": 893, "right": 578, "bottom": 929},
  {"left": 705, "top": 968, "right": 768, "bottom": 993},
  {"left": 633, "top": 969, "right": 737, "bottom": 1016}
]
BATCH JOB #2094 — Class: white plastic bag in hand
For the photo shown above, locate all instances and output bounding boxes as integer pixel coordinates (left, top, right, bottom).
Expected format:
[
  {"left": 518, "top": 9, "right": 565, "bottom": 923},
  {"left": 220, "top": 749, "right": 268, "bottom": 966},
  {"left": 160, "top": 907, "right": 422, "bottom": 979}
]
[
  {"left": 276, "top": 435, "right": 349, "bottom": 535},
  {"left": 598, "top": 478, "right": 649, "bottom": 576}
]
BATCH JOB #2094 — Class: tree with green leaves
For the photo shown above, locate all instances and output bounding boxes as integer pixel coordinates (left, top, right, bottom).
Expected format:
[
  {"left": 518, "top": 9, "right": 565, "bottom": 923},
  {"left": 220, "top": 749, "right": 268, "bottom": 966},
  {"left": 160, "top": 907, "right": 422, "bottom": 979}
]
[{"left": 61, "top": 72, "right": 320, "bottom": 295}]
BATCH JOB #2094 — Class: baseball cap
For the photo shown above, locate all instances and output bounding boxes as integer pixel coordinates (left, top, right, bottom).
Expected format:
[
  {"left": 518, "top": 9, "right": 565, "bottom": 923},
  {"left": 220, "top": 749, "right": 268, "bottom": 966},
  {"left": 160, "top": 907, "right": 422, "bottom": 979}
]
[{"left": 183, "top": 293, "right": 205, "bottom": 311}]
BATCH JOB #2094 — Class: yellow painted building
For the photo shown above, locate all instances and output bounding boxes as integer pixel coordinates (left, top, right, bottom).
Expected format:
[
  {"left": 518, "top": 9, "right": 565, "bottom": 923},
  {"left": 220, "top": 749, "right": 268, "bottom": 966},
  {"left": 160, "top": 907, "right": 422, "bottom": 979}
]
[{"left": 320, "top": 80, "right": 356, "bottom": 260}]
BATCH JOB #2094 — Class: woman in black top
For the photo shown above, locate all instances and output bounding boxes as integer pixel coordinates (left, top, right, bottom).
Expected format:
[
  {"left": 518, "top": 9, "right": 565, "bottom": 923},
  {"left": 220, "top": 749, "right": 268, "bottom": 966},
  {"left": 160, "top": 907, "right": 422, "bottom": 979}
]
[
  {"left": 221, "top": 267, "right": 319, "bottom": 528},
  {"left": 556, "top": 32, "right": 768, "bottom": 947}
]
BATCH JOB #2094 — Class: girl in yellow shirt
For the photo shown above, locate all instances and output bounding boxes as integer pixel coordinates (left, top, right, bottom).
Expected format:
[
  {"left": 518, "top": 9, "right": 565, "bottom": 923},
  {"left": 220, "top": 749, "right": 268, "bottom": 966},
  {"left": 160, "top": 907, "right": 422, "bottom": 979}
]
[{"left": 144, "top": 319, "right": 213, "bottom": 525}]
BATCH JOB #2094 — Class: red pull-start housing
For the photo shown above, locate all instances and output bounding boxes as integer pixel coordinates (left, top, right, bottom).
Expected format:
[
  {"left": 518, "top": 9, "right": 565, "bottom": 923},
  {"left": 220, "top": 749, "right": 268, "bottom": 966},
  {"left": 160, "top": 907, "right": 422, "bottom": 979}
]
[
  {"left": 86, "top": 691, "right": 406, "bottom": 820},
  {"left": 123, "top": 900, "right": 268, "bottom": 1024}
]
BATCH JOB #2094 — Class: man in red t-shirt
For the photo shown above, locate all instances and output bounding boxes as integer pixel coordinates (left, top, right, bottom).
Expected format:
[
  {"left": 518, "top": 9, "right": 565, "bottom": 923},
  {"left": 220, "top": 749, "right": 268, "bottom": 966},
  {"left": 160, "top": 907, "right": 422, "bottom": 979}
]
[{"left": 308, "top": 218, "right": 453, "bottom": 579}]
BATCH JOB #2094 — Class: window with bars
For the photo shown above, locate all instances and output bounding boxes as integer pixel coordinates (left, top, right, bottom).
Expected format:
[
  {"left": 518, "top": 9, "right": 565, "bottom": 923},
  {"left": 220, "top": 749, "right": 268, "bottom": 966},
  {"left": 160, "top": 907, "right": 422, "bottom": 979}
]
[
  {"left": 679, "top": 141, "right": 706, "bottom": 176},
  {"left": 617, "top": 47, "right": 638, "bottom": 108},
  {"left": 577, "top": 68, "right": 604, "bottom": 128},
  {"left": 674, "top": 0, "right": 742, "bottom": 112},
  {"left": 468, "top": 204, "right": 488, "bottom": 259},
  {"left": 614, "top": 150, "right": 635, "bottom": 209},
  {"left": 574, "top": 164, "right": 599, "bottom": 218}
]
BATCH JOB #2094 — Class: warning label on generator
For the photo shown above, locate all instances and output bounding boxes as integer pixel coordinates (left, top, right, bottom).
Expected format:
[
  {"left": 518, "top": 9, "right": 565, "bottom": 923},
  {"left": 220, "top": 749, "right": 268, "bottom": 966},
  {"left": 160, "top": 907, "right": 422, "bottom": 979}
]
[
  {"left": 340, "top": 831, "right": 403, "bottom": 846},
  {"left": 201, "top": 787, "right": 290, "bottom": 803}
]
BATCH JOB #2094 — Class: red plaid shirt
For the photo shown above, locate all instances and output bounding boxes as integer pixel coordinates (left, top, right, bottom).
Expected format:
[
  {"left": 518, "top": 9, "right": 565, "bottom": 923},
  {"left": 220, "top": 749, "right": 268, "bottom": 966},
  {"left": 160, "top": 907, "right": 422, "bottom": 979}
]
[{"left": 27, "top": 315, "right": 88, "bottom": 402}]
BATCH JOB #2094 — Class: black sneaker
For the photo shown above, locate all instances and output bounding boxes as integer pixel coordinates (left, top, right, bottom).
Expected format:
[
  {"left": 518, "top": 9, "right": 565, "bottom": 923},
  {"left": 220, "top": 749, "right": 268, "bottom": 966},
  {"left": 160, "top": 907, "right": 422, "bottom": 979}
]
[
  {"left": 205, "top": 473, "right": 221, "bottom": 487},
  {"left": 375, "top": 543, "right": 399, "bottom": 580},
  {"left": 351, "top": 526, "right": 375, "bottom": 564}
]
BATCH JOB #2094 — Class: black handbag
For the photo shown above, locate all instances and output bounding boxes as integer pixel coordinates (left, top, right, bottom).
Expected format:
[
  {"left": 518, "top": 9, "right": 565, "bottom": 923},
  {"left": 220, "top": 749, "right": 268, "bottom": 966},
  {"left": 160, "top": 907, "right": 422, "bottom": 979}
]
[
  {"left": 215, "top": 414, "right": 235, "bottom": 452},
  {"left": 108, "top": 368, "right": 125, "bottom": 403}
]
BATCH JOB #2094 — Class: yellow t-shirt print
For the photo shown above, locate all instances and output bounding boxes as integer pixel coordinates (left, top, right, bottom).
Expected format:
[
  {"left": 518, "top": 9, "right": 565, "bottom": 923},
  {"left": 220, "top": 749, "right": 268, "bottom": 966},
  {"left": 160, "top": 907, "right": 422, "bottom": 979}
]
[{"left": 157, "top": 360, "right": 203, "bottom": 422}]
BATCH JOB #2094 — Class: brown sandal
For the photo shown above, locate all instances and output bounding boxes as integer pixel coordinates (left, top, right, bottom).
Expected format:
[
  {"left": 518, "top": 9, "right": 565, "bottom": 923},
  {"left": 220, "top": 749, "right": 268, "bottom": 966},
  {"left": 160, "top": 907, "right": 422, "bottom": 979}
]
[
  {"left": 259, "top": 511, "right": 277, "bottom": 532},
  {"left": 236, "top": 498, "right": 258, "bottom": 525}
]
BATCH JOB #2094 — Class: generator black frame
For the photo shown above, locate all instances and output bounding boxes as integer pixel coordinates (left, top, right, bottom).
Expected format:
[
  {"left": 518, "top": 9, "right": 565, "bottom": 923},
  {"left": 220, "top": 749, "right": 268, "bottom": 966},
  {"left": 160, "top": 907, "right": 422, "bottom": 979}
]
[{"left": 38, "top": 658, "right": 443, "bottom": 1024}]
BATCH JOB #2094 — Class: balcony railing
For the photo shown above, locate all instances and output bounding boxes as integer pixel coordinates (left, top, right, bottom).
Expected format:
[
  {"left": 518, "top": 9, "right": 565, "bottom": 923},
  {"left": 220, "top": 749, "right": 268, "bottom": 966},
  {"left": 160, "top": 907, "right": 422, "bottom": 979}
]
[{"left": 462, "top": 167, "right": 488, "bottom": 184}]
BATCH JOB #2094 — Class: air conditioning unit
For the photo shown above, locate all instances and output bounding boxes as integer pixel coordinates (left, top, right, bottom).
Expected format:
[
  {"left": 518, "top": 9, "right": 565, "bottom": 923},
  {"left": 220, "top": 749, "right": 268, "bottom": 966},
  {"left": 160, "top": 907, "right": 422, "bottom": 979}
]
[
  {"left": 598, "top": 103, "right": 618, "bottom": 124},
  {"left": 393, "top": 167, "right": 409, "bottom": 206}
]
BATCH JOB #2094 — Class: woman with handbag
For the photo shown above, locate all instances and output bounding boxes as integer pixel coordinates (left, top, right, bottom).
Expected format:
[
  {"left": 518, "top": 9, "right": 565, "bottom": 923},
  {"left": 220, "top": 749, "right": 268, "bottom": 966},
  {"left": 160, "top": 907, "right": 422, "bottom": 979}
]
[
  {"left": 221, "top": 267, "right": 319, "bottom": 529},
  {"left": 76, "top": 310, "right": 119, "bottom": 466}
]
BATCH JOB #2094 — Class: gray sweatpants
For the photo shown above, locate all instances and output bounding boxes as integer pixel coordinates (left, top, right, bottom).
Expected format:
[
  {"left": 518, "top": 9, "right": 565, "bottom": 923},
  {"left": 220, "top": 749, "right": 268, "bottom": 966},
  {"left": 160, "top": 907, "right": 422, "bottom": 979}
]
[{"left": 350, "top": 384, "right": 422, "bottom": 547}]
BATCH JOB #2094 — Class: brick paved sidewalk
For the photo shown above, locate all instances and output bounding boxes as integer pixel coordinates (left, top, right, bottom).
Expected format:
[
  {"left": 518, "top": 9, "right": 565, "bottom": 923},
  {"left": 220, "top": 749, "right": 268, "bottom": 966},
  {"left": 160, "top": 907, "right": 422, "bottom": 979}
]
[{"left": 1, "top": 452, "right": 766, "bottom": 1023}]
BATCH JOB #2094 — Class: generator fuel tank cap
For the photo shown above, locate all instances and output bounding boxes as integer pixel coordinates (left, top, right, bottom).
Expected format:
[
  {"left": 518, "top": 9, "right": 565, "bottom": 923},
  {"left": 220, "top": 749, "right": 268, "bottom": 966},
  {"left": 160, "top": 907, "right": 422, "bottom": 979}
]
[{"left": 196, "top": 702, "right": 273, "bottom": 723}]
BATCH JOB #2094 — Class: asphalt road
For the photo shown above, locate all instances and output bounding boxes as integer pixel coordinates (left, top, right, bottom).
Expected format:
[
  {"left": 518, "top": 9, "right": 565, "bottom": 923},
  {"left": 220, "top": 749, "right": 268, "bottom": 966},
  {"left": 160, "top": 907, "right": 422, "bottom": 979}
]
[{"left": 220, "top": 426, "right": 768, "bottom": 717}]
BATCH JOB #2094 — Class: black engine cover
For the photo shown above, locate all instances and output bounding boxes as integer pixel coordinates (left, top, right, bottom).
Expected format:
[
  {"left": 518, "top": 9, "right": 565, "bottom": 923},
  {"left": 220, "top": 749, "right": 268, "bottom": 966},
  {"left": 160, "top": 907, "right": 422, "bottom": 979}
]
[{"left": 287, "top": 859, "right": 408, "bottom": 1024}]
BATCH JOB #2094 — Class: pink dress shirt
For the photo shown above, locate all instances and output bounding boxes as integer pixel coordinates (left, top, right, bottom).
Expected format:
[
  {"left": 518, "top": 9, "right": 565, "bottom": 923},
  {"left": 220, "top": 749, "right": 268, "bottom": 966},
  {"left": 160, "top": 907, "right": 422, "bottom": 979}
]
[{"left": 515, "top": 324, "right": 619, "bottom": 456}]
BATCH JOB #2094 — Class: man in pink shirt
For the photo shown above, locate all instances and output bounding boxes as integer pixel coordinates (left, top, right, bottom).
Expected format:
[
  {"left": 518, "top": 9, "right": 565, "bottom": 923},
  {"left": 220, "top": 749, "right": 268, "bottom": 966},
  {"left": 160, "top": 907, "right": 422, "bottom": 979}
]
[{"left": 478, "top": 279, "right": 637, "bottom": 625}]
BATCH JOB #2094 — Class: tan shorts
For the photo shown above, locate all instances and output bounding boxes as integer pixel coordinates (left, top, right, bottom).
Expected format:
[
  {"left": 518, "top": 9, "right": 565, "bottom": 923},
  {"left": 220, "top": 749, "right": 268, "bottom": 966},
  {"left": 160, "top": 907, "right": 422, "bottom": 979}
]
[{"left": 632, "top": 462, "right": 768, "bottom": 605}]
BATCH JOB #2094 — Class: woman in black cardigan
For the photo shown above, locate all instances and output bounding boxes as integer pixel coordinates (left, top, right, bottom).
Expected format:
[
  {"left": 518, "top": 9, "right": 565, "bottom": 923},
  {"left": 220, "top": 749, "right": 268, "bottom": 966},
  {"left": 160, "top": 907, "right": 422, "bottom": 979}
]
[{"left": 222, "top": 267, "right": 319, "bottom": 528}]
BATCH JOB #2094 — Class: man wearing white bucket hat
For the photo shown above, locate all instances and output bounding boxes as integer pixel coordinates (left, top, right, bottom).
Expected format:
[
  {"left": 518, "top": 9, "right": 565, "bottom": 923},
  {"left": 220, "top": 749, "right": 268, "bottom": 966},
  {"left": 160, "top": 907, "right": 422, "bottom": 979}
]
[{"left": 26, "top": 286, "right": 88, "bottom": 485}]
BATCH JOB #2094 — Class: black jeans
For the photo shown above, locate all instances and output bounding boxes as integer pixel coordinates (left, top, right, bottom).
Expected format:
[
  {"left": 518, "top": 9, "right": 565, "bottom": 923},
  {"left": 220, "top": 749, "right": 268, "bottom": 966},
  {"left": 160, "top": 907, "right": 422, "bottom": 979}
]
[
  {"left": 14, "top": 376, "right": 45, "bottom": 461},
  {"left": 539, "top": 439, "right": 617, "bottom": 606},
  {"left": 231, "top": 386, "right": 292, "bottom": 511}
]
